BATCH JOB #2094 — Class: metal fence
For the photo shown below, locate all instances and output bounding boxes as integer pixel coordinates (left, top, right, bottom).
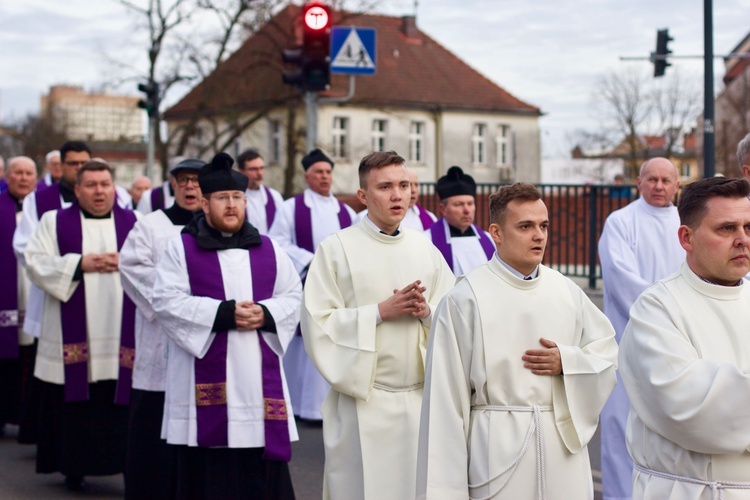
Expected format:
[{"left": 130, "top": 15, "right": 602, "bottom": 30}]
[{"left": 418, "top": 183, "right": 639, "bottom": 288}]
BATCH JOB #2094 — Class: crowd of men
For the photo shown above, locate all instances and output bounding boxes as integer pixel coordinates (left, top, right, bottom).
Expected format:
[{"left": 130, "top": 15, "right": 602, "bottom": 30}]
[{"left": 0, "top": 135, "right": 749, "bottom": 500}]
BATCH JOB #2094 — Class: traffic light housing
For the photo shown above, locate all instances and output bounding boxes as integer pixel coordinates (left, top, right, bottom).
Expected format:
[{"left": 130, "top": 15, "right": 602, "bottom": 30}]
[
  {"left": 282, "top": 2, "right": 331, "bottom": 91},
  {"left": 652, "top": 29, "right": 673, "bottom": 77},
  {"left": 137, "top": 81, "right": 160, "bottom": 118}
]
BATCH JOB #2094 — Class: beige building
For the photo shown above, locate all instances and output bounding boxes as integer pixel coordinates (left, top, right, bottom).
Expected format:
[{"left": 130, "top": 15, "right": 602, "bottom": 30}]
[
  {"left": 41, "top": 85, "right": 144, "bottom": 143},
  {"left": 164, "top": 7, "right": 541, "bottom": 196}
]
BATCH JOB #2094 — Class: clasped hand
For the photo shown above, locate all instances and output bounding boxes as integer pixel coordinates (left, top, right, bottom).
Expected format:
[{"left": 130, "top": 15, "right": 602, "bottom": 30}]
[
  {"left": 81, "top": 253, "right": 119, "bottom": 273},
  {"left": 522, "top": 338, "right": 562, "bottom": 376},
  {"left": 234, "top": 301, "right": 265, "bottom": 331},
  {"left": 378, "top": 280, "right": 429, "bottom": 321}
]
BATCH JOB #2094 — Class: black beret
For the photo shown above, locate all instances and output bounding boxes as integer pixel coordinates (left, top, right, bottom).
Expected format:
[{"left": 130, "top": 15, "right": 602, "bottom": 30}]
[
  {"left": 198, "top": 153, "right": 247, "bottom": 194},
  {"left": 301, "top": 148, "right": 334, "bottom": 171},
  {"left": 436, "top": 166, "right": 476, "bottom": 200}
]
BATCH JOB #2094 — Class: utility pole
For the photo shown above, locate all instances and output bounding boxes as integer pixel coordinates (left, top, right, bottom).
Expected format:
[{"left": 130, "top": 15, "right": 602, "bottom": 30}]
[{"left": 703, "top": 0, "right": 715, "bottom": 177}]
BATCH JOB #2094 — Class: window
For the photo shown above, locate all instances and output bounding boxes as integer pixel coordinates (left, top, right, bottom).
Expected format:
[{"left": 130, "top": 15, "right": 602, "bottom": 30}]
[
  {"left": 472, "top": 123, "right": 486, "bottom": 164},
  {"left": 332, "top": 116, "right": 349, "bottom": 158},
  {"left": 269, "top": 119, "right": 282, "bottom": 164},
  {"left": 681, "top": 162, "right": 691, "bottom": 178},
  {"left": 409, "top": 121, "right": 425, "bottom": 163},
  {"left": 372, "top": 119, "right": 387, "bottom": 152},
  {"left": 496, "top": 125, "right": 512, "bottom": 166}
]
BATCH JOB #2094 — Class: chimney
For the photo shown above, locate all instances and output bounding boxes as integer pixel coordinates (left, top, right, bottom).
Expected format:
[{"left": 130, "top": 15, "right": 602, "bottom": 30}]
[{"left": 401, "top": 15, "right": 418, "bottom": 38}]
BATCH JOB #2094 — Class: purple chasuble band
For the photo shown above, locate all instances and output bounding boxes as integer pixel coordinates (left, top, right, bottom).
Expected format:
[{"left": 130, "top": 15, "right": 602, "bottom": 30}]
[
  {"left": 150, "top": 186, "right": 165, "bottom": 211},
  {"left": 35, "top": 183, "right": 62, "bottom": 219},
  {"left": 293, "top": 193, "right": 352, "bottom": 253},
  {"left": 56, "top": 202, "right": 137, "bottom": 403},
  {"left": 429, "top": 218, "right": 495, "bottom": 272},
  {"left": 0, "top": 192, "right": 19, "bottom": 359},
  {"left": 115, "top": 206, "right": 139, "bottom": 405},
  {"left": 181, "top": 234, "right": 289, "bottom": 459},
  {"left": 416, "top": 204, "right": 434, "bottom": 230},
  {"left": 263, "top": 186, "right": 276, "bottom": 230}
]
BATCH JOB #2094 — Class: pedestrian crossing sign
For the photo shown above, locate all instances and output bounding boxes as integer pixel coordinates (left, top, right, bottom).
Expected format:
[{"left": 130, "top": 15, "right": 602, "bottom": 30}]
[{"left": 330, "top": 27, "right": 376, "bottom": 75}]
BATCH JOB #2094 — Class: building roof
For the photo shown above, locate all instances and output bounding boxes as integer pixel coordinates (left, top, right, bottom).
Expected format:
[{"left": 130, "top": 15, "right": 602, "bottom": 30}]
[{"left": 165, "top": 6, "right": 541, "bottom": 120}]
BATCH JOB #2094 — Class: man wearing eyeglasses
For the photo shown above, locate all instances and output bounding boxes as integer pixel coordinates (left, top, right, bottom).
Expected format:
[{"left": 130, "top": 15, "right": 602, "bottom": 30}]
[
  {"left": 119, "top": 158, "right": 205, "bottom": 498},
  {"left": 237, "top": 149, "right": 284, "bottom": 235}
]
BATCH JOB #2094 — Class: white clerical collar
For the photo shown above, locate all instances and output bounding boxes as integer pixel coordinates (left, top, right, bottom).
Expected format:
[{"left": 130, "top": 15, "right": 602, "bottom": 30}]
[
  {"left": 495, "top": 254, "right": 539, "bottom": 280},
  {"left": 364, "top": 213, "right": 400, "bottom": 236},
  {"left": 306, "top": 188, "right": 335, "bottom": 202},
  {"left": 638, "top": 197, "right": 675, "bottom": 216}
]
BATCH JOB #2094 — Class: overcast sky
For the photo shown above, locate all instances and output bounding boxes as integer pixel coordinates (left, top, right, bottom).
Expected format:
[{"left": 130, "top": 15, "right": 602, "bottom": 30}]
[{"left": 2, "top": 0, "right": 749, "bottom": 157}]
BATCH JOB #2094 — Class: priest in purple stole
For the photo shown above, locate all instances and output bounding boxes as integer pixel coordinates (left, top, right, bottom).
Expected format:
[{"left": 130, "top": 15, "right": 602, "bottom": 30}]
[
  {"left": 153, "top": 153, "right": 302, "bottom": 499},
  {"left": 237, "top": 148, "right": 284, "bottom": 235},
  {"left": 24, "top": 161, "right": 140, "bottom": 491},
  {"left": 0, "top": 157, "right": 37, "bottom": 435},
  {"left": 119, "top": 158, "right": 206, "bottom": 499},
  {"left": 268, "top": 148, "right": 357, "bottom": 421},
  {"left": 425, "top": 165, "right": 495, "bottom": 276}
]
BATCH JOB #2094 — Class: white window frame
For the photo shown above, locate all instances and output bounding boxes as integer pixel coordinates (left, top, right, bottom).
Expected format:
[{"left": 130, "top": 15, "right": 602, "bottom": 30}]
[
  {"left": 371, "top": 119, "right": 387, "bottom": 152},
  {"left": 409, "top": 121, "right": 425, "bottom": 163},
  {"left": 496, "top": 124, "right": 512, "bottom": 167},
  {"left": 332, "top": 116, "right": 349, "bottom": 159},
  {"left": 268, "top": 119, "right": 282, "bottom": 164},
  {"left": 472, "top": 123, "right": 487, "bottom": 165}
]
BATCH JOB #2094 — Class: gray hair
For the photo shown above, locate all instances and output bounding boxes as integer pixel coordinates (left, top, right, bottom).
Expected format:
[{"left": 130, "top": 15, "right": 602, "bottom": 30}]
[
  {"left": 45, "top": 150, "right": 60, "bottom": 163},
  {"left": 737, "top": 133, "right": 750, "bottom": 172}
]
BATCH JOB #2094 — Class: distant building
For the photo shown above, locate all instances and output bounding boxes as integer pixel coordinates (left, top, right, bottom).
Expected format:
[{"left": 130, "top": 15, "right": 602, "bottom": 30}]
[
  {"left": 573, "top": 130, "right": 698, "bottom": 182},
  {"left": 712, "top": 32, "right": 750, "bottom": 176},
  {"left": 41, "top": 85, "right": 145, "bottom": 143},
  {"left": 164, "top": 6, "right": 542, "bottom": 195}
]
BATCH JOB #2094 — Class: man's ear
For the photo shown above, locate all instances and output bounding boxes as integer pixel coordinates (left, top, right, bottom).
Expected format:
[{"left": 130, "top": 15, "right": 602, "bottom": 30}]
[
  {"left": 489, "top": 223, "right": 502, "bottom": 247},
  {"left": 677, "top": 225, "right": 693, "bottom": 253},
  {"left": 356, "top": 188, "right": 367, "bottom": 207}
]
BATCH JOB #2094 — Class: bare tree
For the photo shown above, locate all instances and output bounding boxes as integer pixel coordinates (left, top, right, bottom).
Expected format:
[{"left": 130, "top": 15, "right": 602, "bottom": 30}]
[
  {"left": 593, "top": 68, "right": 654, "bottom": 178},
  {"left": 652, "top": 69, "right": 701, "bottom": 158}
]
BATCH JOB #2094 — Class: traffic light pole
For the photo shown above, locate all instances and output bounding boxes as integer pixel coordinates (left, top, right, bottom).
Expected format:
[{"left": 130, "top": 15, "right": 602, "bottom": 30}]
[
  {"left": 146, "top": 115, "right": 156, "bottom": 180},
  {"left": 305, "top": 91, "right": 318, "bottom": 153},
  {"left": 703, "top": 0, "right": 715, "bottom": 178}
]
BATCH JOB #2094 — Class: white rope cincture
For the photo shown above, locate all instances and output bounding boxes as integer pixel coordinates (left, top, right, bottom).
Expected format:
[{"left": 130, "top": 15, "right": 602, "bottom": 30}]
[
  {"left": 372, "top": 382, "right": 423, "bottom": 393},
  {"left": 467, "top": 405, "right": 552, "bottom": 500},
  {"left": 633, "top": 462, "right": 750, "bottom": 500}
]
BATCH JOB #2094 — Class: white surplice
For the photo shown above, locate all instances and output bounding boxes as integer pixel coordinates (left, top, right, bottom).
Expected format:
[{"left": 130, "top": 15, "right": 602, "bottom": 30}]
[
  {"left": 24, "top": 209, "right": 141, "bottom": 384},
  {"left": 136, "top": 181, "right": 174, "bottom": 214},
  {"left": 268, "top": 188, "right": 357, "bottom": 420},
  {"left": 597, "top": 197, "right": 684, "bottom": 500},
  {"left": 417, "top": 259, "right": 618, "bottom": 500},
  {"left": 152, "top": 234, "right": 302, "bottom": 448},
  {"left": 619, "top": 264, "right": 750, "bottom": 500},
  {"left": 424, "top": 218, "right": 493, "bottom": 276},
  {"left": 244, "top": 185, "right": 284, "bottom": 235},
  {"left": 119, "top": 210, "right": 183, "bottom": 391},
  {"left": 302, "top": 220, "right": 455, "bottom": 500}
]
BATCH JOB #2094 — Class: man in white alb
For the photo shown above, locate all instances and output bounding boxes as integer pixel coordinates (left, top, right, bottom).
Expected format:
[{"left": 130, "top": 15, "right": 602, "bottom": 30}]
[
  {"left": 417, "top": 182, "right": 618, "bottom": 500},
  {"left": 303, "top": 151, "right": 455, "bottom": 499},
  {"left": 597, "top": 157, "right": 684, "bottom": 500},
  {"left": 619, "top": 176, "right": 750, "bottom": 499}
]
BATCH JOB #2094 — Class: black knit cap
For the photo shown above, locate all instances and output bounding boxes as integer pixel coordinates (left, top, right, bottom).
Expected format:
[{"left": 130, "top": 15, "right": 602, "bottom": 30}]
[
  {"left": 301, "top": 148, "right": 334, "bottom": 171},
  {"left": 436, "top": 166, "right": 476, "bottom": 200},
  {"left": 170, "top": 158, "right": 206, "bottom": 175},
  {"left": 198, "top": 153, "right": 248, "bottom": 194}
]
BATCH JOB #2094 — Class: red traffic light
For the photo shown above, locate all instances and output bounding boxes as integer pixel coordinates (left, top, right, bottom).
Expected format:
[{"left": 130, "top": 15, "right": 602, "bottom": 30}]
[{"left": 304, "top": 3, "right": 329, "bottom": 31}]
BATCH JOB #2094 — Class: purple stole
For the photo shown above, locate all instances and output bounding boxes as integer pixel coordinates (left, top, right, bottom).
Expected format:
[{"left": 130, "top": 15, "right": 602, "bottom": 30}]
[
  {"left": 415, "top": 204, "right": 434, "bottom": 230},
  {"left": 150, "top": 185, "right": 165, "bottom": 211},
  {"left": 293, "top": 192, "right": 352, "bottom": 253},
  {"left": 56, "top": 202, "right": 138, "bottom": 403},
  {"left": 181, "top": 233, "right": 290, "bottom": 460},
  {"left": 0, "top": 192, "right": 19, "bottom": 359},
  {"left": 263, "top": 186, "right": 276, "bottom": 229},
  {"left": 429, "top": 218, "right": 495, "bottom": 272},
  {"left": 35, "top": 183, "right": 62, "bottom": 217}
]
